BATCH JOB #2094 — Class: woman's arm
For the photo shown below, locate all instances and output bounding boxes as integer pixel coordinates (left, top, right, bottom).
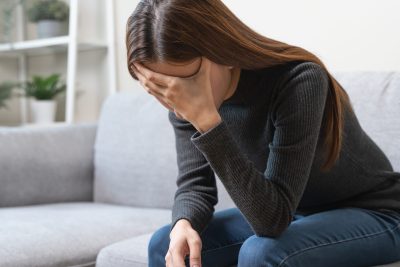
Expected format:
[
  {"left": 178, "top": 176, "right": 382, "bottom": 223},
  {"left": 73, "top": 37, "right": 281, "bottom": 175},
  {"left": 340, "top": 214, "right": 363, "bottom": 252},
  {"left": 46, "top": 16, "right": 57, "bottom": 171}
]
[
  {"left": 190, "top": 62, "right": 330, "bottom": 237},
  {"left": 168, "top": 110, "right": 219, "bottom": 236}
]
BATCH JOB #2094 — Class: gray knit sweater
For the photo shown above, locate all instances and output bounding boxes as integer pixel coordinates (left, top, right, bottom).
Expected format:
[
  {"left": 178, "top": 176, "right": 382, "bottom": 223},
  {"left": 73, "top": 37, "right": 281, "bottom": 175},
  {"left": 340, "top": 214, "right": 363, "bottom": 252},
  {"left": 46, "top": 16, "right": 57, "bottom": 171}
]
[{"left": 168, "top": 61, "right": 400, "bottom": 237}]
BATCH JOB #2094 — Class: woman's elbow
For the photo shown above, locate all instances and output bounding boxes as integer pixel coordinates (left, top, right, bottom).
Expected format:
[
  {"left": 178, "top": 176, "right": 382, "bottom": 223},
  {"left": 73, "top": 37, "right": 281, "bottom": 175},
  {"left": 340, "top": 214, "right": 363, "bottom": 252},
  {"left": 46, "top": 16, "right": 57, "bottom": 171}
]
[{"left": 252, "top": 210, "right": 292, "bottom": 238}]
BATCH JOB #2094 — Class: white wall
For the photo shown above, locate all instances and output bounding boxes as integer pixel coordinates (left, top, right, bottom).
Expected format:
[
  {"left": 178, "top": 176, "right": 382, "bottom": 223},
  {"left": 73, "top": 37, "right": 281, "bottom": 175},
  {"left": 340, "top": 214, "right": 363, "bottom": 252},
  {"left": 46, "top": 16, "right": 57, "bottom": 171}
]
[
  {"left": 114, "top": 0, "right": 140, "bottom": 92},
  {"left": 224, "top": 0, "right": 400, "bottom": 72},
  {"left": 115, "top": 0, "right": 400, "bottom": 91}
]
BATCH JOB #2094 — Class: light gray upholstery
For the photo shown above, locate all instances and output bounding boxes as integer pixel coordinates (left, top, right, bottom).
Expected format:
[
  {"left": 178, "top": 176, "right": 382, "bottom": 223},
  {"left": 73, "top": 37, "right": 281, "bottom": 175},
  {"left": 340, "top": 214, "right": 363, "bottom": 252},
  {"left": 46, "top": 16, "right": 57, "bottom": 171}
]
[
  {"left": 331, "top": 71, "right": 400, "bottom": 171},
  {"left": 0, "top": 123, "right": 97, "bottom": 208},
  {"left": 0, "top": 202, "right": 170, "bottom": 267},
  {"left": 0, "top": 71, "right": 399, "bottom": 267},
  {"left": 93, "top": 89, "right": 236, "bottom": 212},
  {"left": 96, "top": 233, "right": 152, "bottom": 267},
  {"left": 93, "top": 89, "right": 178, "bottom": 209}
]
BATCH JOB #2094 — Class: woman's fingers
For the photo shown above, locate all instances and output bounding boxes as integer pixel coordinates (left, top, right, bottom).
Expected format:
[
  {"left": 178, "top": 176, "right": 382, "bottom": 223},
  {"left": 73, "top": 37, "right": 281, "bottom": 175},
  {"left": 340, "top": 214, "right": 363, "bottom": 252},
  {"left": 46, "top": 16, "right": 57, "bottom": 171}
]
[
  {"left": 132, "top": 64, "right": 166, "bottom": 97},
  {"left": 131, "top": 62, "right": 196, "bottom": 124},
  {"left": 145, "top": 85, "right": 165, "bottom": 99},
  {"left": 165, "top": 250, "right": 172, "bottom": 267},
  {"left": 188, "top": 238, "right": 202, "bottom": 267},
  {"left": 134, "top": 63, "right": 172, "bottom": 87},
  {"left": 132, "top": 64, "right": 179, "bottom": 113},
  {"left": 171, "top": 248, "right": 186, "bottom": 267}
]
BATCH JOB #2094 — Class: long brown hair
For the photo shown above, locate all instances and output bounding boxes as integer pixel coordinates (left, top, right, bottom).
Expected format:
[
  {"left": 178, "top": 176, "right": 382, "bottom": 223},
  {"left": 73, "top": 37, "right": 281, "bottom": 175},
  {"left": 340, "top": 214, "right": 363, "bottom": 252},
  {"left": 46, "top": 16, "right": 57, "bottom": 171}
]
[{"left": 125, "top": 0, "right": 355, "bottom": 172}]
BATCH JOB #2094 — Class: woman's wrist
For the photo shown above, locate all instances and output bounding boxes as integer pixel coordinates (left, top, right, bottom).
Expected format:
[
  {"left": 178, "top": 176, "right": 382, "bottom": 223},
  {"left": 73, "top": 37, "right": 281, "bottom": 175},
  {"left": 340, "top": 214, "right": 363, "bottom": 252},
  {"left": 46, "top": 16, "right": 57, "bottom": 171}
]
[{"left": 194, "top": 111, "right": 222, "bottom": 134}]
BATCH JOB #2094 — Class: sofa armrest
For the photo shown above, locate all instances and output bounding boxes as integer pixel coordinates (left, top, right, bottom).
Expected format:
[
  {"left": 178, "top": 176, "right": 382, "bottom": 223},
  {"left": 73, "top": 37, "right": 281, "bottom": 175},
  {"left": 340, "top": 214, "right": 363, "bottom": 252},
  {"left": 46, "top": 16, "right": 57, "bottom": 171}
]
[{"left": 0, "top": 123, "right": 97, "bottom": 207}]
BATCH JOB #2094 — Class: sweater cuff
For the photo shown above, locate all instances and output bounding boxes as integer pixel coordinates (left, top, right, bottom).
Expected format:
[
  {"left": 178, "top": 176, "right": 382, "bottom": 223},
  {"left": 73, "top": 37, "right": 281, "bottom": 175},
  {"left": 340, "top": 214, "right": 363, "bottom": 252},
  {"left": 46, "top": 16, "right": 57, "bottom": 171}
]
[
  {"left": 170, "top": 201, "right": 212, "bottom": 235},
  {"left": 190, "top": 119, "right": 227, "bottom": 149}
]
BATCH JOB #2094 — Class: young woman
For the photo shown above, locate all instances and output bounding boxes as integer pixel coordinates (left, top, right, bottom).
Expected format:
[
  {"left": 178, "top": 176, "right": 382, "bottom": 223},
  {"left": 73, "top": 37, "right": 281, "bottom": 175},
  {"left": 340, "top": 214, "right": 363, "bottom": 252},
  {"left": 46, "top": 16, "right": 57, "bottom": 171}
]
[{"left": 126, "top": 1, "right": 400, "bottom": 266}]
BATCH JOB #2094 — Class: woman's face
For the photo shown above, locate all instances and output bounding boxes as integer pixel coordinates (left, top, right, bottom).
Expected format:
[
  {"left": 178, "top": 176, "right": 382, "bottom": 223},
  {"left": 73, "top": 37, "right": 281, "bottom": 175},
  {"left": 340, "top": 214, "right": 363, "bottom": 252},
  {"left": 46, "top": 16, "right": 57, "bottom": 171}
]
[{"left": 140, "top": 57, "right": 236, "bottom": 108}]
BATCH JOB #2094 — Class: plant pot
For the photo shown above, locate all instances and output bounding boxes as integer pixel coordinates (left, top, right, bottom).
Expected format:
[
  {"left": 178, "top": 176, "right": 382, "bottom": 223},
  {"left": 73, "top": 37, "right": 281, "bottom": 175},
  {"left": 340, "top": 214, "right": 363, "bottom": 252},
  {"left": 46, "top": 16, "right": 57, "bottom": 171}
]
[
  {"left": 37, "top": 20, "right": 64, "bottom": 38},
  {"left": 30, "top": 99, "right": 57, "bottom": 124}
]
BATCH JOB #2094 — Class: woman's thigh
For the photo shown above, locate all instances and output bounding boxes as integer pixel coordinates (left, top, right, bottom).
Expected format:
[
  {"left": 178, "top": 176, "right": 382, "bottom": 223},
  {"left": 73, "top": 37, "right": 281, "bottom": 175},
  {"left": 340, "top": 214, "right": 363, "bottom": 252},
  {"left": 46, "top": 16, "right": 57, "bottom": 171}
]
[
  {"left": 237, "top": 207, "right": 400, "bottom": 267},
  {"left": 148, "top": 207, "right": 256, "bottom": 267}
]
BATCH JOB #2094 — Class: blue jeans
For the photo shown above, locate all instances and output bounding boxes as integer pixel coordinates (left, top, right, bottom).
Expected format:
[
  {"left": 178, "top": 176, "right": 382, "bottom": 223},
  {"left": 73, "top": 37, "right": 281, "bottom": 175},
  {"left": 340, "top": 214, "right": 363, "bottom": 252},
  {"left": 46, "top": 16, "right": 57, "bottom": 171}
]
[{"left": 148, "top": 207, "right": 400, "bottom": 267}]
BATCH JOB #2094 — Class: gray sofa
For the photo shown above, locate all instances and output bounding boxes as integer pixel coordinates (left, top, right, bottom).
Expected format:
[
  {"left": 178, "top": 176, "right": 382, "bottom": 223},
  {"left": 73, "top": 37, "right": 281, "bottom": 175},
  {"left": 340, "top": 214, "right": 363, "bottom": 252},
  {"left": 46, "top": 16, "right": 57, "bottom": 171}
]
[{"left": 1, "top": 70, "right": 399, "bottom": 267}]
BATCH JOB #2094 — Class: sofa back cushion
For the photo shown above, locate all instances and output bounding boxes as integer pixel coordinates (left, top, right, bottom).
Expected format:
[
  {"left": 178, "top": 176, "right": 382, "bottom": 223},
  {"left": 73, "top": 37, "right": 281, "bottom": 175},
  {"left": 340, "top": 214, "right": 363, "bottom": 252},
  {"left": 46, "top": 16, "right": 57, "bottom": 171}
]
[
  {"left": 93, "top": 89, "right": 235, "bottom": 210},
  {"left": 93, "top": 89, "right": 175, "bottom": 209},
  {"left": 0, "top": 124, "right": 96, "bottom": 207},
  {"left": 333, "top": 71, "right": 400, "bottom": 171}
]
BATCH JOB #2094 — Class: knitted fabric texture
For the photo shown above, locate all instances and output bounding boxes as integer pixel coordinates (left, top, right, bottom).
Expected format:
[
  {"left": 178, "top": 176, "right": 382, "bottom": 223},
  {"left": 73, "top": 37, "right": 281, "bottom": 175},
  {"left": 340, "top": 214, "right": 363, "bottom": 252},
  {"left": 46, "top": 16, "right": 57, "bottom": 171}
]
[{"left": 168, "top": 61, "right": 400, "bottom": 237}]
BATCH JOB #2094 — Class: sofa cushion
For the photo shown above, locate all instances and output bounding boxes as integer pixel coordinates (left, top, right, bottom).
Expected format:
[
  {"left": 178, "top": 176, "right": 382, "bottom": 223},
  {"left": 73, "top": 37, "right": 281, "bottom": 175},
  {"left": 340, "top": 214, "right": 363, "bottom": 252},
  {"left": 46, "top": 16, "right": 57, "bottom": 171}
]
[
  {"left": 93, "top": 89, "right": 178, "bottom": 209},
  {"left": 96, "top": 233, "right": 152, "bottom": 267},
  {"left": 332, "top": 72, "right": 400, "bottom": 171},
  {"left": 0, "top": 124, "right": 96, "bottom": 207},
  {"left": 93, "top": 89, "right": 236, "bottom": 211},
  {"left": 0, "top": 202, "right": 170, "bottom": 267}
]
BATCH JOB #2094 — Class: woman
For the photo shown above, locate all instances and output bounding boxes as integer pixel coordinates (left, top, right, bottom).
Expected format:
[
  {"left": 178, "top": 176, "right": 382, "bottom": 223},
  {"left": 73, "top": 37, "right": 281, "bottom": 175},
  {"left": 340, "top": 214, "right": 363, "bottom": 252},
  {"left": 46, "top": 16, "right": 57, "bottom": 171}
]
[{"left": 126, "top": 1, "right": 400, "bottom": 266}]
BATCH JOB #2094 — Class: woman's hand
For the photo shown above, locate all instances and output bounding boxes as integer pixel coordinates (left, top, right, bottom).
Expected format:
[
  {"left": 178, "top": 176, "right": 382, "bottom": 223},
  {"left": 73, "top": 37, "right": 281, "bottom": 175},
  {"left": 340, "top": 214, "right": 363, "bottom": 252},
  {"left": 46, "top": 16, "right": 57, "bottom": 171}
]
[
  {"left": 131, "top": 57, "right": 222, "bottom": 133},
  {"left": 167, "top": 219, "right": 203, "bottom": 267}
]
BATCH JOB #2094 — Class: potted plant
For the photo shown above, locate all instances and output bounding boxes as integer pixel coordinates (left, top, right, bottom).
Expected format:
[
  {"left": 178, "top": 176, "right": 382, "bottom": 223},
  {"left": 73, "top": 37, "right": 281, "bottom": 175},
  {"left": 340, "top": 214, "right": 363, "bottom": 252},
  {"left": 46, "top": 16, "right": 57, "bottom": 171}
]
[
  {"left": 20, "top": 74, "right": 66, "bottom": 124},
  {"left": 27, "top": 0, "right": 69, "bottom": 38},
  {"left": 0, "top": 82, "right": 17, "bottom": 110}
]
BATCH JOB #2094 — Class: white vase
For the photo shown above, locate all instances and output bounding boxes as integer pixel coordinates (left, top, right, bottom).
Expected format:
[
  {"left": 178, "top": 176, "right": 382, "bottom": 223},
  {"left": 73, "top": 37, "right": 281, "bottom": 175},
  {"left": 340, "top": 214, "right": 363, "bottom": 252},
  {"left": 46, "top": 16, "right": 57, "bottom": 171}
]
[
  {"left": 30, "top": 99, "right": 57, "bottom": 124},
  {"left": 37, "top": 20, "right": 64, "bottom": 38}
]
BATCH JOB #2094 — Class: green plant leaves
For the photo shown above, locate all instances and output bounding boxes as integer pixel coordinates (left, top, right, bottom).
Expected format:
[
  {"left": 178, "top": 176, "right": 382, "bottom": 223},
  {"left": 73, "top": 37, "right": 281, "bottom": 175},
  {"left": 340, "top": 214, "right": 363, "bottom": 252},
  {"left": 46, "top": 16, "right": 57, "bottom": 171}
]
[
  {"left": 21, "top": 73, "right": 66, "bottom": 100},
  {"left": 27, "top": 0, "right": 69, "bottom": 22},
  {"left": 0, "top": 82, "right": 18, "bottom": 110}
]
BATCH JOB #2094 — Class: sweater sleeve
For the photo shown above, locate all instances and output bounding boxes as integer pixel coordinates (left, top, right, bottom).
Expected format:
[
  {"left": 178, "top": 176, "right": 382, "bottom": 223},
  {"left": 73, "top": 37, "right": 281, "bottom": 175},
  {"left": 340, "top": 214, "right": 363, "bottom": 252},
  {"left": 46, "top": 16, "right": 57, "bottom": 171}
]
[
  {"left": 168, "top": 110, "right": 218, "bottom": 235},
  {"left": 190, "top": 62, "right": 330, "bottom": 237}
]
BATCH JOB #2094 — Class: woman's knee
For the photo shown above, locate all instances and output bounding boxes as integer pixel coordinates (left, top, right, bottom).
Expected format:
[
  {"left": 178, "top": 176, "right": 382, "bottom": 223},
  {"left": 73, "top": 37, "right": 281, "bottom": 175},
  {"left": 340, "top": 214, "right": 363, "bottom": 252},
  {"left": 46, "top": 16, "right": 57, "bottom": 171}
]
[
  {"left": 148, "top": 224, "right": 171, "bottom": 266},
  {"left": 238, "top": 234, "right": 286, "bottom": 267}
]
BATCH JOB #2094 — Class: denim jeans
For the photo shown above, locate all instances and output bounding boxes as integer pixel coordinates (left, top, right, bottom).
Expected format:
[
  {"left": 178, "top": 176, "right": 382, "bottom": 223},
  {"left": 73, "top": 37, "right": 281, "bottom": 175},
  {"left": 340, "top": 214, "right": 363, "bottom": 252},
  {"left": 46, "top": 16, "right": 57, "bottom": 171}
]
[{"left": 148, "top": 207, "right": 400, "bottom": 267}]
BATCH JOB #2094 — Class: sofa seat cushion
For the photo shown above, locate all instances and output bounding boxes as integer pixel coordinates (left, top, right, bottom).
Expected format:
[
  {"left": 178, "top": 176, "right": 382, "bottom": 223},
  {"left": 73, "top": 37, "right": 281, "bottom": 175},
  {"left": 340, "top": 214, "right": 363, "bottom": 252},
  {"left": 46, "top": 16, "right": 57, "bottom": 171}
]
[
  {"left": 0, "top": 202, "right": 171, "bottom": 267},
  {"left": 96, "top": 233, "right": 153, "bottom": 267}
]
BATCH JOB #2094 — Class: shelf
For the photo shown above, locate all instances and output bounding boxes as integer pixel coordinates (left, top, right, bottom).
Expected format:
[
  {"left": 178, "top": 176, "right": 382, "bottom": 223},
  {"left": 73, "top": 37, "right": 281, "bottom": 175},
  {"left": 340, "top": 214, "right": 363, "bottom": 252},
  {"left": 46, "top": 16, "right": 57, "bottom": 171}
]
[
  {"left": 0, "top": 121, "right": 72, "bottom": 130},
  {"left": 0, "top": 0, "right": 117, "bottom": 126},
  {"left": 20, "top": 121, "right": 72, "bottom": 128},
  {"left": 0, "top": 35, "right": 108, "bottom": 57}
]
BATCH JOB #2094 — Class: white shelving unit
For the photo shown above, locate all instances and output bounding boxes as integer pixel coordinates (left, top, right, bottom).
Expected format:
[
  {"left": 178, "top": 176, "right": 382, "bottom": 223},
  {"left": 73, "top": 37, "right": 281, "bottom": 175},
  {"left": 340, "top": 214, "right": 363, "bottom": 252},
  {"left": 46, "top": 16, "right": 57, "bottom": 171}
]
[{"left": 0, "top": 0, "right": 117, "bottom": 126}]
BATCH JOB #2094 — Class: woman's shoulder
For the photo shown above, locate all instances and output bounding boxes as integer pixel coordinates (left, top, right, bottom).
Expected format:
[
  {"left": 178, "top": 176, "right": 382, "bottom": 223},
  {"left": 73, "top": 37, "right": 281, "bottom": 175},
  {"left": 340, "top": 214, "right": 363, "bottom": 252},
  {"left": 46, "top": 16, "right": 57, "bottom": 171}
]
[
  {"left": 280, "top": 60, "right": 328, "bottom": 81},
  {"left": 251, "top": 60, "right": 328, "bottom": 85},
  {"left": 269, "top": 60, "right": 329, "bottom": 94}
]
